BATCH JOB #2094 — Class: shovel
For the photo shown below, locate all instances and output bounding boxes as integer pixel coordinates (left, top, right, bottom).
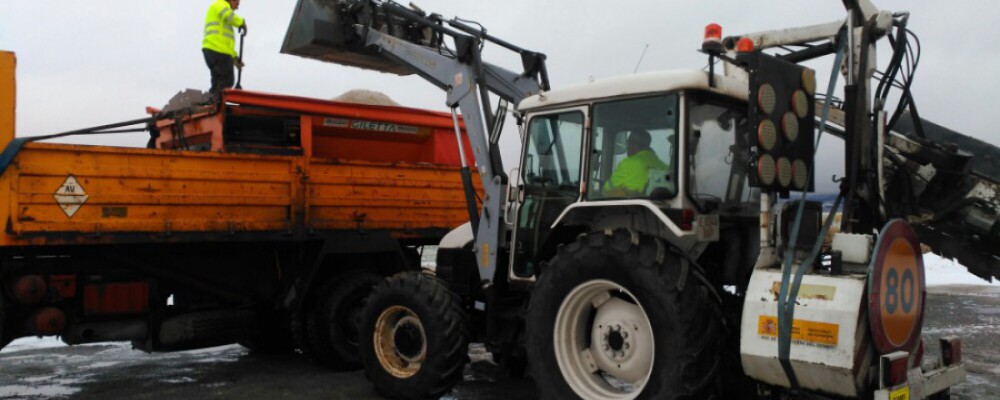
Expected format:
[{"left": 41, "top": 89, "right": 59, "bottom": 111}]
[{"left": 235, "top": 29, "right": 246, "bottom": 90}]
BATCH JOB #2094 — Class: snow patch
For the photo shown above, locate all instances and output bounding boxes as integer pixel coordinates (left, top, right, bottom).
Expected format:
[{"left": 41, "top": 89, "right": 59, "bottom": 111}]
[
  {"left": 0, "top": 337, "right": 66, "bottom": 354},
  {"left": 0, "top": 384, "right": 79, "bottom": 398},
  {"left": 923, "top": 253, "right": 999, "bottom": 287},
  {"left": 87, "top": 361, "right": 120, "bottom": 369},
  {"left": 161, "top": 377, "right": 196, "bottom": 384}
]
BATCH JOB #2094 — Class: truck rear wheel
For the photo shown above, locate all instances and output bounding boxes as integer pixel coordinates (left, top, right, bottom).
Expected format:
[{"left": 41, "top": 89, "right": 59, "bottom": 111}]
[
  {"left": 316, "top": 271, "right": 381, "bottom": 369},
  {"left": 302, "top": 271, "right": 380, "bottom": 370},
  {"left": 359, "top": 272, "right": 468, "bottom": 400},
  {"left": 526, "top": 230, "right": 724, "bottom": 400}
]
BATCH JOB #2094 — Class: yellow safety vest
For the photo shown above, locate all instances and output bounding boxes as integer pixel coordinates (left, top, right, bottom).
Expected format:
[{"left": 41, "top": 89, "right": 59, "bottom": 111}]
[{"left": 202, "top": 0, "right": 245, "bottom": 58}]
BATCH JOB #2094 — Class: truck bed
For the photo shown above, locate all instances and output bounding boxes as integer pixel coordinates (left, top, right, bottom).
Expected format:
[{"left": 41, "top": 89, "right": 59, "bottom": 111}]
[{"left": 0, "top": 142, "right": 472, "bottom": 247}]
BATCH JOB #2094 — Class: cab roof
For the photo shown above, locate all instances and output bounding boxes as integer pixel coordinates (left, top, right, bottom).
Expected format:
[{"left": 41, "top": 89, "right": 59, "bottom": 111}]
[{"left": 518, "top": 70, "right": 748, "bottom": 112}]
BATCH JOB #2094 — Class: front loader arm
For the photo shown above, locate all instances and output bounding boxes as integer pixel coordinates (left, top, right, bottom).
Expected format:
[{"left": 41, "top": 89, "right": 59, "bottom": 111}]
[{"left": 282, "top": 0, "right": 546, "bottom": 282}]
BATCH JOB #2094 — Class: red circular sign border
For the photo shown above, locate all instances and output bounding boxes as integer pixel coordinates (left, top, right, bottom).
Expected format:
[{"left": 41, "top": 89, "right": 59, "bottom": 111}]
[{"left": 867, "top": 219, "right": 927, "bottom": 354}]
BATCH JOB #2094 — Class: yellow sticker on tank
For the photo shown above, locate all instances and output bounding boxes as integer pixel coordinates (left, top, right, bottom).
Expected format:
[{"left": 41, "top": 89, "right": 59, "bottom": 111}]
[
  {"left": 758, "top": 315, "right": 839, "bottom": 347},
  {"left": 889, "top": 385, "right": 909, "bottom": 400}
]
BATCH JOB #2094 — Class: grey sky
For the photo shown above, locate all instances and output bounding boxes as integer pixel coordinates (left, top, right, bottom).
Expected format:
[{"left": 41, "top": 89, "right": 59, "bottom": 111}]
[{"left": 2, "top": 1, "right": 998, "bottom": 192}]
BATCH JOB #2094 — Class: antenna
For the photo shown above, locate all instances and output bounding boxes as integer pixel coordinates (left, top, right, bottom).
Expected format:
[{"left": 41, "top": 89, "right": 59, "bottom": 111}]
[{"left": 633, "top": 44, "right": 650, "bottom": 73}]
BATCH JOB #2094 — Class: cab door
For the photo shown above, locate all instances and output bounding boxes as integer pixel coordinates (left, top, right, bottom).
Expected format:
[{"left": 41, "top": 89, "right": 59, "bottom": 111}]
[{"left": 508, "top": 108, "right": 587, "bottom": 279}]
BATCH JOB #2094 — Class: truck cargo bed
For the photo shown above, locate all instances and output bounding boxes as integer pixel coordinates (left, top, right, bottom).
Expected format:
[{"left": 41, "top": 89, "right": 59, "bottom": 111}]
[{"left": 0, "top": 142, "right": 472, "bottom": 247}]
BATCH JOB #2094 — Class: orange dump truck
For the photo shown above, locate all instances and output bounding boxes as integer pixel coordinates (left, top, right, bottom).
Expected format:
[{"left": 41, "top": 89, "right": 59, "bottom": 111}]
[{"left": 0, "top": 51, "right": 478, "bottom": 367}]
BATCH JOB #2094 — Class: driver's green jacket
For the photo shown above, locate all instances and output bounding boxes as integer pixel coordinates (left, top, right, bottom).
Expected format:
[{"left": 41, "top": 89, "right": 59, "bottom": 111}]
[{"left": 608, "top": 149, "right": 669, "bottom": 192}]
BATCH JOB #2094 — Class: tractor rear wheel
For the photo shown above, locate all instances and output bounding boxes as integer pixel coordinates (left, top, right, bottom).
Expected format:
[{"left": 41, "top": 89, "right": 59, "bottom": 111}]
[
  {"left": 359, "top": 272, "right": 468, "bottom": 400},
  {"left": 526, "top": 229, "right": 724, "bottom": 400}
]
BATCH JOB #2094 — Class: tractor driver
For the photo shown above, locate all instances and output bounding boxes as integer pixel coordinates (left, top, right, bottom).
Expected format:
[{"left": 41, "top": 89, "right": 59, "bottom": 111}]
[{"left": 605, "top": 130, "right": 669, "bottom": 196}]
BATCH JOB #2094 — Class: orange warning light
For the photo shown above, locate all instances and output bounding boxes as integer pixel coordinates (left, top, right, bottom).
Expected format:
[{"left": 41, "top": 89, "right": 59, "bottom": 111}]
[{"left": 737, "top": 37, "right": 755, "bottom": 53}]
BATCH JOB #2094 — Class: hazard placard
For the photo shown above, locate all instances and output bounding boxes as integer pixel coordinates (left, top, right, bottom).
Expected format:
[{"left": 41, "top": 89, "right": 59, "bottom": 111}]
[
  {"left": 757, "top": 315, "right": 839, "bottom": 347},
  {"left": 53, "top": 175, "right": 89, "bottom": 218}
]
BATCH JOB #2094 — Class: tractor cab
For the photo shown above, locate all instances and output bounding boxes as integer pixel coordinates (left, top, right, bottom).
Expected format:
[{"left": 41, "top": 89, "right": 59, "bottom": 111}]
[{"left": 508, "top": 70, "right": 759, "bottom": 280}]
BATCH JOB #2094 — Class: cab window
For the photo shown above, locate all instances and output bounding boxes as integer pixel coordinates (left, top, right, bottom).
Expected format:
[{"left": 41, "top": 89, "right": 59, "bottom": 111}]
[{"left": 587, "top": 94, "right": 678, "bottom": 200}]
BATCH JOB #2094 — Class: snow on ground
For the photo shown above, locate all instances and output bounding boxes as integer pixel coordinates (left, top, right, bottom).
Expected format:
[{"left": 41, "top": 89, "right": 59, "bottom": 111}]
[
  {"left": 0, "top": 336, "right": 67, "bottom": 354},
  {"left": 923, "top": 253, "right": 999, "bottom": 287}
]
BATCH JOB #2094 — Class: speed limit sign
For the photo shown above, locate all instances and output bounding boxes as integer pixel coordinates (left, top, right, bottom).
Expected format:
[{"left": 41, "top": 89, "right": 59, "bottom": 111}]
[{"left": 868, "top": 220, "right": 926, "bottom": 354}]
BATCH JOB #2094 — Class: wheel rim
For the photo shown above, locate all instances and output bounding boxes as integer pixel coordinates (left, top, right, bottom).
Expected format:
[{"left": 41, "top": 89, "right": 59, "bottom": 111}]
[
  {"left": 554, "top": 279, "right": 654, "bottom": 400},
  {"left": 373, "top": 305, "right": 427, "bottom": 378}
]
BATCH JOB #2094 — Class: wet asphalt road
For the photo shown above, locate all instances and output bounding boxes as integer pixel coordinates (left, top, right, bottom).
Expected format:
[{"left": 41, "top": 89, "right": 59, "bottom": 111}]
[{"left": 0, "top": 286, "right": 996, "bottom": 400}]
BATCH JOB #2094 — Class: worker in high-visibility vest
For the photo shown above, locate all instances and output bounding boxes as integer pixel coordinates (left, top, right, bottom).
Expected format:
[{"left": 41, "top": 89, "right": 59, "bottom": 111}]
[
  {"left": 605, "top": 130, "right": 669, "bottom": 196},
  {"left": 202, "top": 0, "right": 247, "bottom": 102}
]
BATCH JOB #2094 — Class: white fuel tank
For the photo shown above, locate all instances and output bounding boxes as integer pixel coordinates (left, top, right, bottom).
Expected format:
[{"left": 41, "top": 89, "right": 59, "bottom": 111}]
[{"left": 740, "top": 269, "right": 873, "bottom": 398}]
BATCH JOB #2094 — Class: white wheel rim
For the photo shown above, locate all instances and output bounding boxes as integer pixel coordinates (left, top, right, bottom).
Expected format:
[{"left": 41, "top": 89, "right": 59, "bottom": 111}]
[{"left": 554, "top": 279, "right": 655, "bottom": 400}]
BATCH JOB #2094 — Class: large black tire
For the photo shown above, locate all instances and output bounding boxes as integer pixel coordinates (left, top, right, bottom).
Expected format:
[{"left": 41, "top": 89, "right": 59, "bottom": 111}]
[
  {"left": 358, "top": 272, "right": 468, "bottom": 400},
  {"left": 312, "top": 271, "right": 382, "bottom": 370},
  {"left": 526, "top": 229, "right": 724, "bottom": 400}
]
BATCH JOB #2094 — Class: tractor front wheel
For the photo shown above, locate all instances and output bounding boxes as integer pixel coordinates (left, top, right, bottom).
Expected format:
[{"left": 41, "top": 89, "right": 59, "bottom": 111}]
[{"left": 526, "top": 229, "right": 724, "bottom": 399}]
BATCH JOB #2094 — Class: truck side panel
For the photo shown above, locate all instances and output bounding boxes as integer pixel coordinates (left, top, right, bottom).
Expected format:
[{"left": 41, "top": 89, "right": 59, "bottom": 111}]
[
  {"left": 7, "top": 143, "right": 297, "bottom": 243},
  {"left": 308, "top": 159, "right": 474, "bottom": 231},
  {"left": 1, "top": 142, "right": 474, "bottom": 247}
]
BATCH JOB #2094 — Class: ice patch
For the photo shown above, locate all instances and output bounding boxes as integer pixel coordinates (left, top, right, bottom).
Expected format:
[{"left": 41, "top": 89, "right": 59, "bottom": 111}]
[
  {"left": 0, "top": 384, "right": 79, "bottom": 398},
  {"left": 21, "top": 376, "right": 54, "bottom": 384},
  {"left": 161, "top": 377, "right": 196, "bottom": 384},
  {"left": 87, "top": 361, "right": 119, "bottom": 369}
]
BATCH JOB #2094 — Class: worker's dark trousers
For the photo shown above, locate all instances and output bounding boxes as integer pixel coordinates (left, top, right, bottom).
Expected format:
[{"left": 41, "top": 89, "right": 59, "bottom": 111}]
[{"left": 203, "top": 49, "right": 235, "bottom": 100}]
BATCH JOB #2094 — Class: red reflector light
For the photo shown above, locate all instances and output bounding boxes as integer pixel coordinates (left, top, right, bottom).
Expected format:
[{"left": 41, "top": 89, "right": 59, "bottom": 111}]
[
  {"left": 736, "top": 37, "right": 755, "bottom": 53},
  {"left": 9, "top": 275, "right": 47, "bottom": 305},
  {"left": 702, "top": 24, "right": 723, "bottom": 53},
  {"left": 940, "top": 336, "right": 962, "bottom": 366},
  {"left": 680, "top": 209, "right": 695, "bottom": 231},
  {"left": 880, "top": 351, "right": 909, "bottom": 388}
]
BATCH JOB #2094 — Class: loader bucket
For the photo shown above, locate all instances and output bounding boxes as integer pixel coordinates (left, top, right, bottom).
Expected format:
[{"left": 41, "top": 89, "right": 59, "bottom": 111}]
[{"left": 281, "top": 0, "right": 412, "bottom": 75}]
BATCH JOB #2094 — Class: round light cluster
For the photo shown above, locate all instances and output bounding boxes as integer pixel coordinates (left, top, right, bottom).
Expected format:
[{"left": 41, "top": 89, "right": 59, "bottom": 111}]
[{"left": 753, "top": 68, "right": 814, "bottom": 191}]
